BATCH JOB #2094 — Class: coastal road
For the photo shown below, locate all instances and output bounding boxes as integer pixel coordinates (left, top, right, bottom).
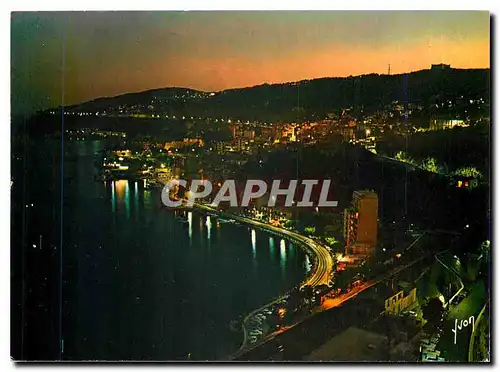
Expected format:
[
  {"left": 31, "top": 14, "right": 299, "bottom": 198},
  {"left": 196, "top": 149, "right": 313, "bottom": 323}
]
[
  {"left": 236, "top": 253, "right": 432, "bottom": 360},
  {"left": 156, "top": 177, "right": 333, "bottom": 288},
  {"left": 194, "top": 203, "right": 334, "bottom": 288},
  {"left": 322, "top": 253, "right": 430, "bottom": 310},
  {"left": 191, "top": 203, "right": 335, "bottom": 356}
]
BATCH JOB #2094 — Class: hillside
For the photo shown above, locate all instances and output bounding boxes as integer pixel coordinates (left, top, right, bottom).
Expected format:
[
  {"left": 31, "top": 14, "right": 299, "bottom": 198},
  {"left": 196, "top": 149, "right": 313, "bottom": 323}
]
[{"left": 42, "top": 67, "right": 490, "bottom": 122}]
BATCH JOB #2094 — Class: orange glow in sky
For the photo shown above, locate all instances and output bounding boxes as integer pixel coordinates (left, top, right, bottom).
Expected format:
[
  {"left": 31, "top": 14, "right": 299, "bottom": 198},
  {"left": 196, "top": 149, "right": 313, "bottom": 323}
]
[{"left": 11, "top": 11, "right": 490, "bottom": 114}]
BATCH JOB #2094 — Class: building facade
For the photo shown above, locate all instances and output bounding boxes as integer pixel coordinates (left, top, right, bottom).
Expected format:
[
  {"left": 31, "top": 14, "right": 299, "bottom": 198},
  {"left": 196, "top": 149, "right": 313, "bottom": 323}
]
[{"left": 343, "top": 190, "right": 379, "bottom": 256}]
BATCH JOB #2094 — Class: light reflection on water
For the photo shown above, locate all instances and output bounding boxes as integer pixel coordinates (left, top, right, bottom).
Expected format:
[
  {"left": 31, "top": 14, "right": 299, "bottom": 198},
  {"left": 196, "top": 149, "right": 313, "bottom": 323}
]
[
  {"left": 288, "top": 241, "right": 295, "bottom": 260},
  {"left": 143, "top": 189, "right": 151, "bottom": 208},
  {"left": 251, "top": 229, "right": 256, "bottom": 259},
  {"left": 305, "top": 254, "right": 312, "bottom": 274},
  {"left": 108, "top": 178, "right": 306, "bottom": 284},
  {"left": 188, "top": 211, "right": 193, "bottom": 244},
  {"left": 269, "top": 237, "right": 275, "bottom": 261},
  {"left": 206, "top": 215, "right": 212, "bottom": 242},
  {"left": 55, "top": 140, "right": 309, "bottom": 360},
  {"left": 111, "top": 180, "right": 131, "bottom": 218},
  {"left": 111, "top": 181, "right": 115, "bottom": 213},
  {"left": 280, "top": 239, "right": 287, "bottom": 278},
  {"left": 134, "top": 181, "right": 139, "bottom": 216},
  {"left": 124, "top": 181, "right": 130, "bottom": 218}
]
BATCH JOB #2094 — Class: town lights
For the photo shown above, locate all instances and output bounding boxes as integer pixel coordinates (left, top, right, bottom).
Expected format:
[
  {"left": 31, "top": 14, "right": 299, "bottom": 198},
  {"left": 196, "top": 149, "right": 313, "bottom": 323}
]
[{"left": 277, "top": 308, "right": 286, "bottom": 319}]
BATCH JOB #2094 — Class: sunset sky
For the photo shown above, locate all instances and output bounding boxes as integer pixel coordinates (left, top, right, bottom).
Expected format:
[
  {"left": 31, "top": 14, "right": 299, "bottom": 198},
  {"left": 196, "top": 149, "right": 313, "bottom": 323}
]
[{"left": 11, "top": 11, "right": 490, "bottom": 115}]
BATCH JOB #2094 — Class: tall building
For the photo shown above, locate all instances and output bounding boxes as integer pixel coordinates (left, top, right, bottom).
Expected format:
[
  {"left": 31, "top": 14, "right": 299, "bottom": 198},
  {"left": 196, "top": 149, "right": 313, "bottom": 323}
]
[{"left": 343, "top": 190, "right": 378, "bottom": 256}]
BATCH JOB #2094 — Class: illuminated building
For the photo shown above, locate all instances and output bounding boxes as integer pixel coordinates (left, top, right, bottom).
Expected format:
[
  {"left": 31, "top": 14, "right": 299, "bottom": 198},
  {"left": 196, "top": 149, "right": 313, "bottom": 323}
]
[
  {"left": 431, "top": 63, "right": 451, "bottom": 71},
  {"left": 164, "top": 138, "right": 204, "bottom": 151},
  {"left": 343, "top": 190, "right": 378, "bottom": 256},
  {"left": 215, "top": 141, "right": 229, "bottom": 153},
  {"left": 242, "top": 129, "right": 255, "bottom": 140},
  {"left": 234, "top": 138, "right": 250, "bottom": 152},
  {"left": 339, "top": 126, "right": 356, "bottom": 141},
  {"left": 113, "top": 149, "right": 132, "bottom": 158},
  {"left": 429, "top": 118, "right": 468, "bottom": 131},
  {"left": 259, "top": 126, "right": 276, "bottom": 142},
  {"left": 229, "top": 123, "right": 238, "bottom": 138}
]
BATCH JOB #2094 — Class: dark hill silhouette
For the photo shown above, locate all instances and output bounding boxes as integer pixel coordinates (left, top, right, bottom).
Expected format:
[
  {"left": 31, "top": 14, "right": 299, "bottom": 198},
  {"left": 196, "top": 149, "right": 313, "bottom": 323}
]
[{"left": 40, "top": 67, "right": 489, "bottom": 122}]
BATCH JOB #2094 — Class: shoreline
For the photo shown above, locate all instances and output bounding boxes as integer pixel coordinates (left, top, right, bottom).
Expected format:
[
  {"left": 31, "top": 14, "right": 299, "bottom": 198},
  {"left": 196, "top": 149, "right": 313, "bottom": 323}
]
[
  {"left": 188, "top": 203, "right": 334, "bottom": 358},
  {"left": 155, "top": 178, "right": 334, "bottom": 358}
]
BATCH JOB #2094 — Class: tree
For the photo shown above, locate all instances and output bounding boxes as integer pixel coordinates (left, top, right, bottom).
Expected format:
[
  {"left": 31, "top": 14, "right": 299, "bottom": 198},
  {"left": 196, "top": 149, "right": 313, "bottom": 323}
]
[
  {"left": 324, "top": 236, "right": 338, "bottom": 245},
  {"left": 421, "top": 157, "right": 441, "bottom": 173},
  {"left": 395, "top": 151, "right": 417, "bottom": 166},
  {"left": 304, "top": 226, "right": 316, "bottom": 235},
  {"left": 453, "top": 166, "right": 483, "bottom": 179},
  {"left": 421, "top": 297, "right": 445, "bottom": 329},
  {"left": 325, "top": 236, "right": 343, "bottom": 254},
  {"left": 334, "top": 269, "right": 355, "bottom": 292},
  {"left": 357, "top": 260, "right": 372, "bottom": 279},
  {"left": 301, "top": 285, "right": 314, "bottom": 297},
  {"left": 465, "top": 259, "right": 479, "bottom": 282}
]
